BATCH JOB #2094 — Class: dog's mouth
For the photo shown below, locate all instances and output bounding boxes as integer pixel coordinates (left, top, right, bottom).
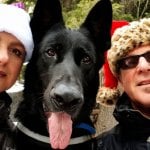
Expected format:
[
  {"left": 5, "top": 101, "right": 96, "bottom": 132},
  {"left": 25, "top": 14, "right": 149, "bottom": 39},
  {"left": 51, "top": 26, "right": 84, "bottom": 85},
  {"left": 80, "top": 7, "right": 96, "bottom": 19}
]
[
  {"left": 43, "top": 83, "right": 84, "bottom": 149},
  {"left": 44, "top": 111, "right": 72, "bottom": 149},
  {"left": 43, "top": 101, "right": 81, "bottom": 149}
]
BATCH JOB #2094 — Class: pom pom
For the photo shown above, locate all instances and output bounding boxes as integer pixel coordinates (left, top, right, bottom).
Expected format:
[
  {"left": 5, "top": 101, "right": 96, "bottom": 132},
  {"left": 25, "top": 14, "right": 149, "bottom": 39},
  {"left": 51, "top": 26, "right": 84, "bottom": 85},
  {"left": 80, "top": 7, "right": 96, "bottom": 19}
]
[{"left": 97, "top": 87, "right": 120, "bottom": 106}]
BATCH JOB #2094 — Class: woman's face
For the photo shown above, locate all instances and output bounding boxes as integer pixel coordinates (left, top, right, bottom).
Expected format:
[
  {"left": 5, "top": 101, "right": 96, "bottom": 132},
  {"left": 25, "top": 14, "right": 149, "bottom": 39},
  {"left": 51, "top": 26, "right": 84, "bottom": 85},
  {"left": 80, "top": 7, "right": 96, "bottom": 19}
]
[
  {"left": 0, "top": 32, "right": 25, "bottom": 92},
  {"left": 119, "top": 45, "right": 150, "bottom": 116}
]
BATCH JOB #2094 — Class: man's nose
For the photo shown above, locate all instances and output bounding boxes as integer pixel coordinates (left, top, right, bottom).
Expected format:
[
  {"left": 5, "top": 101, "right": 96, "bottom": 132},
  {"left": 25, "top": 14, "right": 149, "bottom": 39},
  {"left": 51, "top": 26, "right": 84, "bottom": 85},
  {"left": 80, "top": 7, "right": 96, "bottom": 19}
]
[{"left": 137, "top": 56, "right": 150, "bottom": 71}]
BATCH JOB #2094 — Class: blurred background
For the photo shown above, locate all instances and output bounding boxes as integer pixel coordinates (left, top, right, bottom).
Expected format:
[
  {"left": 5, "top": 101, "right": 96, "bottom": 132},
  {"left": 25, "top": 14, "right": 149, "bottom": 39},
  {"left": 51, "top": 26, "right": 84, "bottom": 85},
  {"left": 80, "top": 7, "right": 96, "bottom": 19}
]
[{"left": 1, "top": 0, "right": 150, "bottom": 27}]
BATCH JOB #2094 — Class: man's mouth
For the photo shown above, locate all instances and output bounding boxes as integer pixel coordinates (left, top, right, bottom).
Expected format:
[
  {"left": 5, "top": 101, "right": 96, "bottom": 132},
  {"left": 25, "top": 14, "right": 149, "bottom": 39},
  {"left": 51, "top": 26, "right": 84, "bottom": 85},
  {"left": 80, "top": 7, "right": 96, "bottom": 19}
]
[{"left": 137, "top": 80, "right": 150, "bottom": 86}]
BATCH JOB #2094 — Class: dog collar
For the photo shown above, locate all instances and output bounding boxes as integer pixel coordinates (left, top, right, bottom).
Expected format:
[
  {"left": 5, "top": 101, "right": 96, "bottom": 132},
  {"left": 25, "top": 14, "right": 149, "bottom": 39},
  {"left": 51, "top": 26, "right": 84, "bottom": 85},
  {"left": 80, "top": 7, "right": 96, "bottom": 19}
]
[
  {"left": 75, "top": 122, "right": 96, "bottom": 134},
  {"left": 16, "top": 122, "right": 96, "bottom": 145}
]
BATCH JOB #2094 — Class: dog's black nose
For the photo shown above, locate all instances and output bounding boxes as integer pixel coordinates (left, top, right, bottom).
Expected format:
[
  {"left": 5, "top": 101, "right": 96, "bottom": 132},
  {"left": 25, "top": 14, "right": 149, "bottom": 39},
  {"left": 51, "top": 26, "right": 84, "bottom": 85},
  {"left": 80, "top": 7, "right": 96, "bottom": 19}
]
[{"left": 52, "top": 84, "right": 83, "bottom": 108}]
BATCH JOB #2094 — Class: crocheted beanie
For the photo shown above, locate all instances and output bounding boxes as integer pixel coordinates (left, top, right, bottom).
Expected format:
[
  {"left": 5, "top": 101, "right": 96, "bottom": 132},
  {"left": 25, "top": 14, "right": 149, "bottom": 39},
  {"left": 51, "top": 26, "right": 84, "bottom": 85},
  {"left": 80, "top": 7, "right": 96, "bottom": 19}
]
[
  {"left": 0, "top": 4, "right": 34, "bottom": 61},
  {"left": 98, "top": 18, "right": 150, "bottom": 106}
]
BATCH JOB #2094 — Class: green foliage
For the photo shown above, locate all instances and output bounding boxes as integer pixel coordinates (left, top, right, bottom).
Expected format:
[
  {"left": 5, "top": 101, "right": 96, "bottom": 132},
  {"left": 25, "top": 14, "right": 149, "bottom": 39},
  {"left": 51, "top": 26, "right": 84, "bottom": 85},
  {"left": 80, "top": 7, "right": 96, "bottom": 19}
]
[
  {"left": 112, "top": 0, "right": 150, "bottom": 21},
  {"left": 24, "top": 1, "right": 35, "bottom": 15},
  {"left": 18, "top": 63, "right": 27, "bottom": 83},
  {"left": 62, "top": 0, "right": 98, "bottom": 28},
  {"left": 3, "top": 0, "right": 150, "bottom": 22},
  {"left": 112, "top": 3, "right": 134, "bottom": 21},
  {"left": 145, "top": 12, "right": 150, "bottom": 18}
]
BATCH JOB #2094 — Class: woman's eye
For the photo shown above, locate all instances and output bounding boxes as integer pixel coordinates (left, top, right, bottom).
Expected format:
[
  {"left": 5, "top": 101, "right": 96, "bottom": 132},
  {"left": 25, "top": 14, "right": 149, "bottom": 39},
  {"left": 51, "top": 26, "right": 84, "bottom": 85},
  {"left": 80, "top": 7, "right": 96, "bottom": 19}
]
[
  {"left": 45, "top": 48, "right": 56, "bottom": 57},
  {"left": 11, "top": 48, "right": 24, "bottom": 58},
  {"left": 81, "top": 55, "right": 92, "bottom": 64}
]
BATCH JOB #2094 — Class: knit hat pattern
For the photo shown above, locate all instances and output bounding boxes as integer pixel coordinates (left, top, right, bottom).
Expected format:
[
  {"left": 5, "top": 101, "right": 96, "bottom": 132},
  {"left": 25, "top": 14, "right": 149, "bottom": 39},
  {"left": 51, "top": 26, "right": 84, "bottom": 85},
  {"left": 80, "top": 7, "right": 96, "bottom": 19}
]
[
  {"left": 0, "top": 4, "right": 34, "bottom": 61},
  {"left": 108, "top": 18, "right": 150, "bottom": 77}
]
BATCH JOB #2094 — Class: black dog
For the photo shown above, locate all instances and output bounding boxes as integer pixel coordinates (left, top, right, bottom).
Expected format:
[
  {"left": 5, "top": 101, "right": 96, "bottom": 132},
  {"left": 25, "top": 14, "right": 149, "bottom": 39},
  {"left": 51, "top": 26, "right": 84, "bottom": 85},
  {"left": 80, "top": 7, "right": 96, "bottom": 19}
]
[{"left": 15, "top": 0, "right": 112, "bottom": 149}]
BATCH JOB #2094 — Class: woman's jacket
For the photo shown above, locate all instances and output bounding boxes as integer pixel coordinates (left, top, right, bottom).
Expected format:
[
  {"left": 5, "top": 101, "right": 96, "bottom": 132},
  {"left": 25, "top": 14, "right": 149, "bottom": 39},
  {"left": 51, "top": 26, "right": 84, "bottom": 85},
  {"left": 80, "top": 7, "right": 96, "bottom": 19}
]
[{"left": 0, "top": 91, "right": 16, "bottom": 150}]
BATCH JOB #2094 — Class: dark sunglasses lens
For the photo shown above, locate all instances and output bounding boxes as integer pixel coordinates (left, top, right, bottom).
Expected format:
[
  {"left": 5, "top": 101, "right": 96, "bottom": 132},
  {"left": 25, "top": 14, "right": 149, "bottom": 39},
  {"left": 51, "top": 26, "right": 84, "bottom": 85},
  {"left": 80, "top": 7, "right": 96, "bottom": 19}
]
[
  {"left": 144, "top": 52, "right": 150, "bottom": 63},
  {"left": 118, "top": 51, "right": 150, "bottom": 70},
  {"left": 119, "top": 56, "right": 139, "bottom": 69}
]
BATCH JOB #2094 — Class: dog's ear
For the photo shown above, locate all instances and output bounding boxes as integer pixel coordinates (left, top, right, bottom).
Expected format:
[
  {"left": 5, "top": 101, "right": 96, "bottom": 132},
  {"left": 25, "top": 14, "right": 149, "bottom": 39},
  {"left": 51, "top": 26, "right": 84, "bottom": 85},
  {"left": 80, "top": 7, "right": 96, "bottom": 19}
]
[
  {"left": 81, "top": 0, "right": 112, "bottom": 53},
  {"left": 30, "top": 0, "right": 64, "bottom": 43}
]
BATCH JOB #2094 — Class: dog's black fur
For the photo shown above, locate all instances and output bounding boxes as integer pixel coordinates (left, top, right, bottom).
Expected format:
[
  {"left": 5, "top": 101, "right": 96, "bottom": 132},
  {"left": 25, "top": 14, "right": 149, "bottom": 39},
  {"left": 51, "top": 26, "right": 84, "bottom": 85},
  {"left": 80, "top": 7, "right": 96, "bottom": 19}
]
[{"left": 15, "top": 0, "right": 112, "bottom": 149}]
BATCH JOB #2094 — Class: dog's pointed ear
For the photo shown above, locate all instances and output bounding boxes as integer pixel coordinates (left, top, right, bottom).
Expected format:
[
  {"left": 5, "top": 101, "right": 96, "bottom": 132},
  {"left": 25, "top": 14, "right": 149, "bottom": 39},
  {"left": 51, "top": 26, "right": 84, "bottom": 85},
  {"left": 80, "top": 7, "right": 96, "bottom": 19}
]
[
  {"left": 30, "top": 0, "right": 64, "bottom": 43},
  {"left": 81, "top": 0, "right": 112, "bottom": 53}
]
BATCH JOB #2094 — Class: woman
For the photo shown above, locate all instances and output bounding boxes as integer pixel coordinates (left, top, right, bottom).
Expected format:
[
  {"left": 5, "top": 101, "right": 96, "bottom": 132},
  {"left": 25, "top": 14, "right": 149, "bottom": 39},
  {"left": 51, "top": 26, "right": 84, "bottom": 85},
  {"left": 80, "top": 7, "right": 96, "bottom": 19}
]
[{"left": 0, "top": 4, "right": 33, "bottom": 150}]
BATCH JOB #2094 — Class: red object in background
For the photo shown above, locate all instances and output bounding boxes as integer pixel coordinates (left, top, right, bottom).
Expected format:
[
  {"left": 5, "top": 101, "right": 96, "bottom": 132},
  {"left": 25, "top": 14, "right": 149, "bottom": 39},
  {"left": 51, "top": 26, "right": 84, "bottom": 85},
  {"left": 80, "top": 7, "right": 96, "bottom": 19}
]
[{"left": 103, "top": 20, "right": 129, "bottom": 89}]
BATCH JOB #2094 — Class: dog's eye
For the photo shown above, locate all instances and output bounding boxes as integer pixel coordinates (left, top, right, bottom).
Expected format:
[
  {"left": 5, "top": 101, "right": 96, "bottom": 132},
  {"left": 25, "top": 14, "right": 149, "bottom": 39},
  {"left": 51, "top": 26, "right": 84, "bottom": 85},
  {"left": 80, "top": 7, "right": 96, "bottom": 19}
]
[
  {"left": 81, "top": 55, "right": 92, "bottom": 64},
  {"left": 45, "top": 48, "right": 56, "bottom": 57}
]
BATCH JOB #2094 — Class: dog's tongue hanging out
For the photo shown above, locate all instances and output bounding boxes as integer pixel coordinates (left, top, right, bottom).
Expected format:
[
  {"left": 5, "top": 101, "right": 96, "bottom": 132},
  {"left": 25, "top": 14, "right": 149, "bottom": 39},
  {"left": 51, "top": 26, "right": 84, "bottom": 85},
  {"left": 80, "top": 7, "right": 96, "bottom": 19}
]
[{"left": 48, "top": 112, "right": 72, "bottom": 149}]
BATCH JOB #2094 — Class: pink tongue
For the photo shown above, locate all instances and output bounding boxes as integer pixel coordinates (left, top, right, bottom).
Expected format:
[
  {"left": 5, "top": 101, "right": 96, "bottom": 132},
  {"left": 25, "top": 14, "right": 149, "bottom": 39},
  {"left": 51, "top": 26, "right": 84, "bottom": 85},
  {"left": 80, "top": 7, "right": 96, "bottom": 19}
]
[{"left": 48, "top": 112, "right": 72, "bottom": 149}]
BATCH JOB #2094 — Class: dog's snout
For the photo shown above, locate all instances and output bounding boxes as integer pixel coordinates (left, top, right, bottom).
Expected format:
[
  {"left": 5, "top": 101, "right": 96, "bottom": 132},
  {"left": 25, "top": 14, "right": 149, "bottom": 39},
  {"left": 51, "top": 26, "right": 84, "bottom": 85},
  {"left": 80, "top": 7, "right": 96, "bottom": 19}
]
[{"left": 52, "top": 84, "right": 83, "bottom": 107}]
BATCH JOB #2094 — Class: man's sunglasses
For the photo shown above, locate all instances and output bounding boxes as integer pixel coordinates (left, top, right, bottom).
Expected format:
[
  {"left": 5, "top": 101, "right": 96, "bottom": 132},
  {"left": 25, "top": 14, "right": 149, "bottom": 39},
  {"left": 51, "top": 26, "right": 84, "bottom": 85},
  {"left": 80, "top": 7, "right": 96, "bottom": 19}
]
[{"left": 117, "top": 51, "right": 150, "bottom": 69}]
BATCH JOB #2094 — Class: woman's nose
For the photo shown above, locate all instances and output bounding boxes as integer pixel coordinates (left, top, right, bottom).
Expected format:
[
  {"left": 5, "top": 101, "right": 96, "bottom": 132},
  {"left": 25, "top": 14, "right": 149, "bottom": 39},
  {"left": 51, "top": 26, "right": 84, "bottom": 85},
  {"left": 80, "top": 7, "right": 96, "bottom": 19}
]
[{"left": 0, "top": 49, "right": 9, "bottom": 65}]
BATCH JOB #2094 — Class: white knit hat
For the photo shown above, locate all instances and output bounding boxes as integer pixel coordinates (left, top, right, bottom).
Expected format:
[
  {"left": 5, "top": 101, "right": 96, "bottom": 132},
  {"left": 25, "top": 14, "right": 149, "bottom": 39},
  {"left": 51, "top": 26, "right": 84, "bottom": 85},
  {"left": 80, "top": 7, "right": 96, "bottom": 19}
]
[{"left": 0, "top": 4, "right": 34, "bottom": 61}]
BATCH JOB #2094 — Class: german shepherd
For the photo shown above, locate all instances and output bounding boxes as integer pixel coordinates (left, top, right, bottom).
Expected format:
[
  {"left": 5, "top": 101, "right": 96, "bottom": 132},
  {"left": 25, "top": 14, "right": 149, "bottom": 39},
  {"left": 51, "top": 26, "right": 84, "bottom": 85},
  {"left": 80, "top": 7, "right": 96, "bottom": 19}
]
[{"left": 15, "top": 0, "right": 112, "bottom": 149}]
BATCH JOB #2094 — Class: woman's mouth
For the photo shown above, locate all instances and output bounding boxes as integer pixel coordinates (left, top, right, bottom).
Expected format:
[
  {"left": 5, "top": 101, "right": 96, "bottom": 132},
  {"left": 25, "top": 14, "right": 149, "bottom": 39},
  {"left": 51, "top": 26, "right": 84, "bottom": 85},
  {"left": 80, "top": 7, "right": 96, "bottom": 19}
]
[{"left": 0, "top": 71, "right": 6, "bottom": 77}]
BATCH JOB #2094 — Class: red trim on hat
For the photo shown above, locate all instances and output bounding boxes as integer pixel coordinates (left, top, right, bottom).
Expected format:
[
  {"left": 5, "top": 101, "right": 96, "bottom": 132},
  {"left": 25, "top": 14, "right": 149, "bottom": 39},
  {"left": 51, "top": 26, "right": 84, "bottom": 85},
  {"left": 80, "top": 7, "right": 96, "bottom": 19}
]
[
  {"left": 111, "top": 20, "right": 129, "bottom": 35},
  {"left": 103, "top": 51, "right": 118, "bottom": 88},
  {"left": 102, "top": 20, "right": 129, "bottom": 89}
]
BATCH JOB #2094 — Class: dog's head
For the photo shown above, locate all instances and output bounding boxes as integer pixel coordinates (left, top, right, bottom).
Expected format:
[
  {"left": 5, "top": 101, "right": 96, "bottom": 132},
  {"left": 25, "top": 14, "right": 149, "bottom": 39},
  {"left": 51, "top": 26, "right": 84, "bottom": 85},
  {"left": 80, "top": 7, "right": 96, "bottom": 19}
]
[{"left": 15, "top": 0, "right": 112, "bottom": 149}]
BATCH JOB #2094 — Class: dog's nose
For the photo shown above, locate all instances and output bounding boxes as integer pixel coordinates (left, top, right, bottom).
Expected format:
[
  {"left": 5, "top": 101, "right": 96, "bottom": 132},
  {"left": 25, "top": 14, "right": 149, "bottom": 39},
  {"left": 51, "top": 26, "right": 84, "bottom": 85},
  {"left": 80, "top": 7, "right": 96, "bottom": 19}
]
[{"left": 52, "top": 84, "right": 83, "bottom": 107}]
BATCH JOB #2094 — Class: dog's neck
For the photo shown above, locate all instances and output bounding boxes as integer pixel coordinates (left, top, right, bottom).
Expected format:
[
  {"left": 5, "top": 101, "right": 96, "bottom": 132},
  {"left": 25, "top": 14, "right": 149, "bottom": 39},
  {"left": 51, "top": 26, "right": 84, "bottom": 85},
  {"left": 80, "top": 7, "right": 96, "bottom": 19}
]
[{"left": 15, "top": 122, "right": 96, "bottom": 145}]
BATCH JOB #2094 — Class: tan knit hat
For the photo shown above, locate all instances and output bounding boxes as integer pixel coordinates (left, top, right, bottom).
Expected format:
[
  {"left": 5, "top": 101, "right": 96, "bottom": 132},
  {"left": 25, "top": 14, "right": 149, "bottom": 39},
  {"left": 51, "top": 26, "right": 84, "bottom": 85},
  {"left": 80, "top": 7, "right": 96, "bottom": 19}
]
[
  {"left": 97, "top": 18, "right": 150, "bottom": 106},
  {"left": 108, "top": 18, "right": 150, "bottom": 76}
]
